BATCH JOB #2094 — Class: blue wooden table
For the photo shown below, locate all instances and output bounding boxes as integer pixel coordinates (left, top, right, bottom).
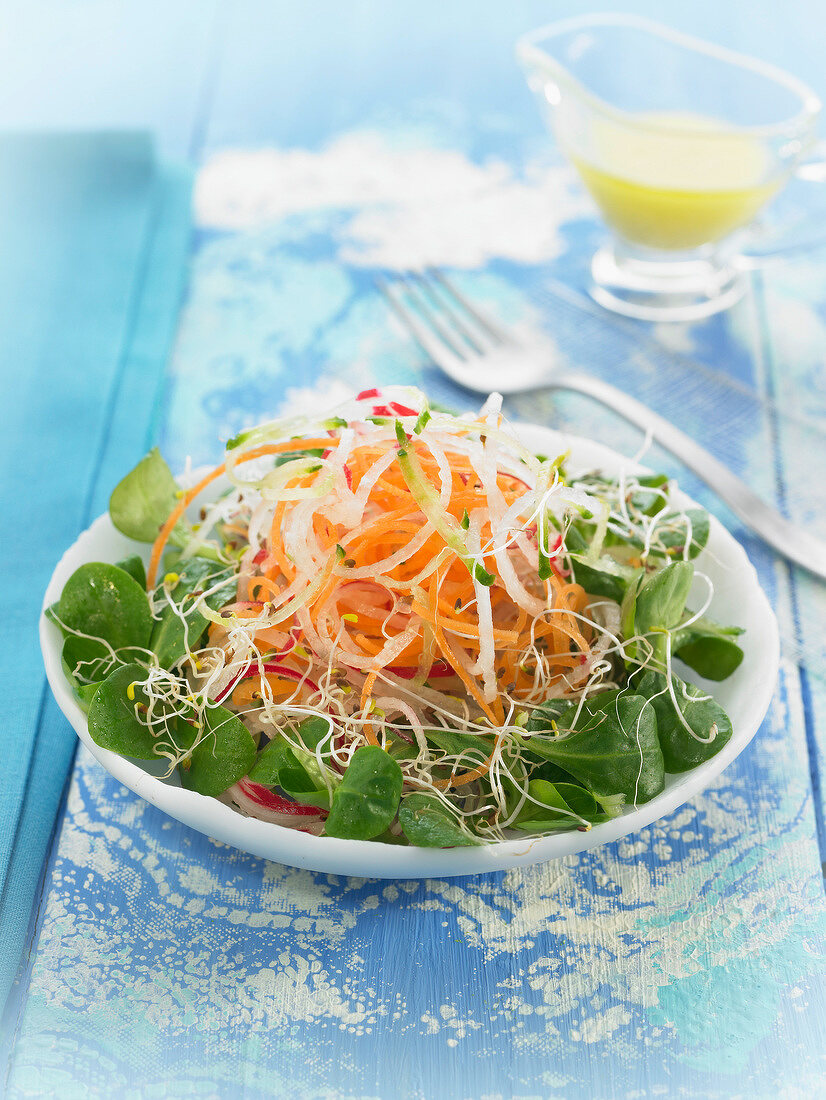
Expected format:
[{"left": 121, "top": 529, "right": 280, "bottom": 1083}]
[{"left": 2, "top": 3, "right": 826, "bottom": 1097}]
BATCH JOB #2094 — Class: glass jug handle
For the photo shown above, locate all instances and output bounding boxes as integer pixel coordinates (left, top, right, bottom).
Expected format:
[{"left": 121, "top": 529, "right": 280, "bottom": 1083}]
[
  {"left": 737, "top": 141, "right": 826, "bottom": 266},
  {"left": 793, "top": 139, "right": 826, "bottom": 182}
]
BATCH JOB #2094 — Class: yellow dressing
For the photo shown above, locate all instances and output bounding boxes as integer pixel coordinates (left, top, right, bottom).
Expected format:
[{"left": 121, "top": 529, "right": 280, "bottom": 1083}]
[{"left": 568, "top": 112, "right": 780, "bottom": 250}]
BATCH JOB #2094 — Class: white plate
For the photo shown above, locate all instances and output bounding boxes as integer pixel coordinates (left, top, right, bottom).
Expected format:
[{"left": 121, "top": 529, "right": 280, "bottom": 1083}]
[{"left": 40, "top": 425, "right": 780, "bottom": 878}]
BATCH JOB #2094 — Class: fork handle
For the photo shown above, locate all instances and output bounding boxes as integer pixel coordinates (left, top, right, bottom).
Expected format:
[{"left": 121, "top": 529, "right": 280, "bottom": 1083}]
[{"left": 558, "top": 370, "right": 826, "bottom": 579}]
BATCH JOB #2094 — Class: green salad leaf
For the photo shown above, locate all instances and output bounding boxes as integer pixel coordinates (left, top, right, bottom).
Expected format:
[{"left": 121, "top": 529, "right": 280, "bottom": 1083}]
[
  {"left": 62, "top": 635, "right": 117, "bottom": 687},
  {"left": 672, "top": 617, "right": 744, "bottom": 681},
  {"left": 115, "top": 554, "right": 147, "bottom": 589},
  {"left": 73, "top": 680, "right": 101, "bottom": 712},
  {"left": 424, "top": 728, "right": 494, "bottom": 765},
  {"left": 179, "top": 704, "right": 257, "bottom": 797},
  {"left": 652, "top": 508, "right": 710, "bottom": 559},
  {"left": 58, "top": 561, "right": 153, "bottom": 653},
  {"left": 248, "top": 731, "right": 334, "bottom": 810},
  {"left": 512, "top": 780, "right": 609, "bottom": 832},
  {"left": 87, "top": 663, "right": 163, "bottom": 759},
  {"left": 629, "top": 473, "right": 670, "bottom": 516},
  {"left": 325, "top": 746, "right": 403, "bottom": 840},
  {"left": 569, "top": 553, "right": 640, "bottom": 603},
  {"left": 635, "top": 560, "right": 694, "bottom": 634},
  {"left": 526, "top": 698, "right": 571, "bottom": 732},
  {"left": 635, "top": 670, "right": 733, "bottom": 772},
  {"left": 109, "top": 447, "right": 182, "bottom": 543},
  {"left": 522, "top": 691, "right": 665, "bottom": 809},
  {"left": 150, "top": 558, "right": 235, "bottom": 669},
  {"left": 631, "top": 560, "right": 694, "bottom": 664},
  {"left": 398, "top": 794, "right": 479, "bottom": 847}
]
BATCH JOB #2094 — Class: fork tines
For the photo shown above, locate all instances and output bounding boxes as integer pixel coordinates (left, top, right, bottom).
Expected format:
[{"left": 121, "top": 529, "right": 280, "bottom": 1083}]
[{"left": 377, "top": 268, "right": 508, "bottom": 364}]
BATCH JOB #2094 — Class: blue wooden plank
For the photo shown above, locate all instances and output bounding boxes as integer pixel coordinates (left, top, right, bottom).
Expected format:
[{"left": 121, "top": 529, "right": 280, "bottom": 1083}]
[
  {"left": 0, "top": 144, "right": 193, "bottom": 1060},
  {"left": 0, "top": 1, "right": 221, "bottom": 159},
  {"left": 0, "top": 132, "right": 157, "bottom": 1004},
  {"left": 751, "top": 263, "right": 826, "bottom": 858}
]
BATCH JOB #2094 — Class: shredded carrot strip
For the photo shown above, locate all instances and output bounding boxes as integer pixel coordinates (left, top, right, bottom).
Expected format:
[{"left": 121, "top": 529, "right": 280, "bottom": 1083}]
[
  {"left": 146, "top": 438, "right": 340, "bottom": 588},
  {"left": 360, "top": 670, "right": 380, "bottom": 746},
  {"left": 431, "top": 735, "right": 503, "bottom": 790},
  {"left": 232, "top": 674, "right": 310, "bottom": 709}
]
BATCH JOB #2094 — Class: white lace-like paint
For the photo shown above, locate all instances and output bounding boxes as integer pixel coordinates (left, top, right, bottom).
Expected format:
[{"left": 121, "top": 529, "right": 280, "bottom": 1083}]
[{"left": 194, "top": 134, "right": 592, "bottom": 269}]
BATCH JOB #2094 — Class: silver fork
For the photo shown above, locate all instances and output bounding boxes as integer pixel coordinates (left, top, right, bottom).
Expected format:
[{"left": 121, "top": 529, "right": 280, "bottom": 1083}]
[{"left": 378, "top": 268, "right": 826, "bottom": 580}]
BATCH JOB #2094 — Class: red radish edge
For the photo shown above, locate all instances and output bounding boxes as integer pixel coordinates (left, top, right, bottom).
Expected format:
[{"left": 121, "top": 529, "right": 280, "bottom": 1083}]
[
  {"left": 237, "top": 778, "right": 325, "bottom": 815},
  {"left": 215, "top": 660, "right": 318, "bottom": 704}
]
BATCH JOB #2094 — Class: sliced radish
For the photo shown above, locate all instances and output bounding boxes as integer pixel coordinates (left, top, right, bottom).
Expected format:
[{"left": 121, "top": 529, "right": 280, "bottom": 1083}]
[
  {"left": 237, "top": 778, "right": 324, "bottom": 815},
  {"left": 215, "top": 660, "right": 318, "bottom": 704}
]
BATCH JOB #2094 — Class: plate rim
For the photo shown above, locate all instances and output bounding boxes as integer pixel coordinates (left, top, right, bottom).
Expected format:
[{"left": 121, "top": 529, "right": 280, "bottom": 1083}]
[{"left": 40, "top": 423, "right": 780, "bottom": 878}]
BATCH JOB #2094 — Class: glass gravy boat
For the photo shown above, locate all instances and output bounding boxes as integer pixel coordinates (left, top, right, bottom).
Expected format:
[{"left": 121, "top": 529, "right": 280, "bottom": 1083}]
[{"left": 517, "top": 14, "right": 823, "bottom": 321}]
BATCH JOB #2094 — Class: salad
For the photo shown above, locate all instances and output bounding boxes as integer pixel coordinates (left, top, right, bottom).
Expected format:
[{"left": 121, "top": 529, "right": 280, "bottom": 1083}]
[{"left": 48, "top": 388, "right": 744, "bottom": 848}]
